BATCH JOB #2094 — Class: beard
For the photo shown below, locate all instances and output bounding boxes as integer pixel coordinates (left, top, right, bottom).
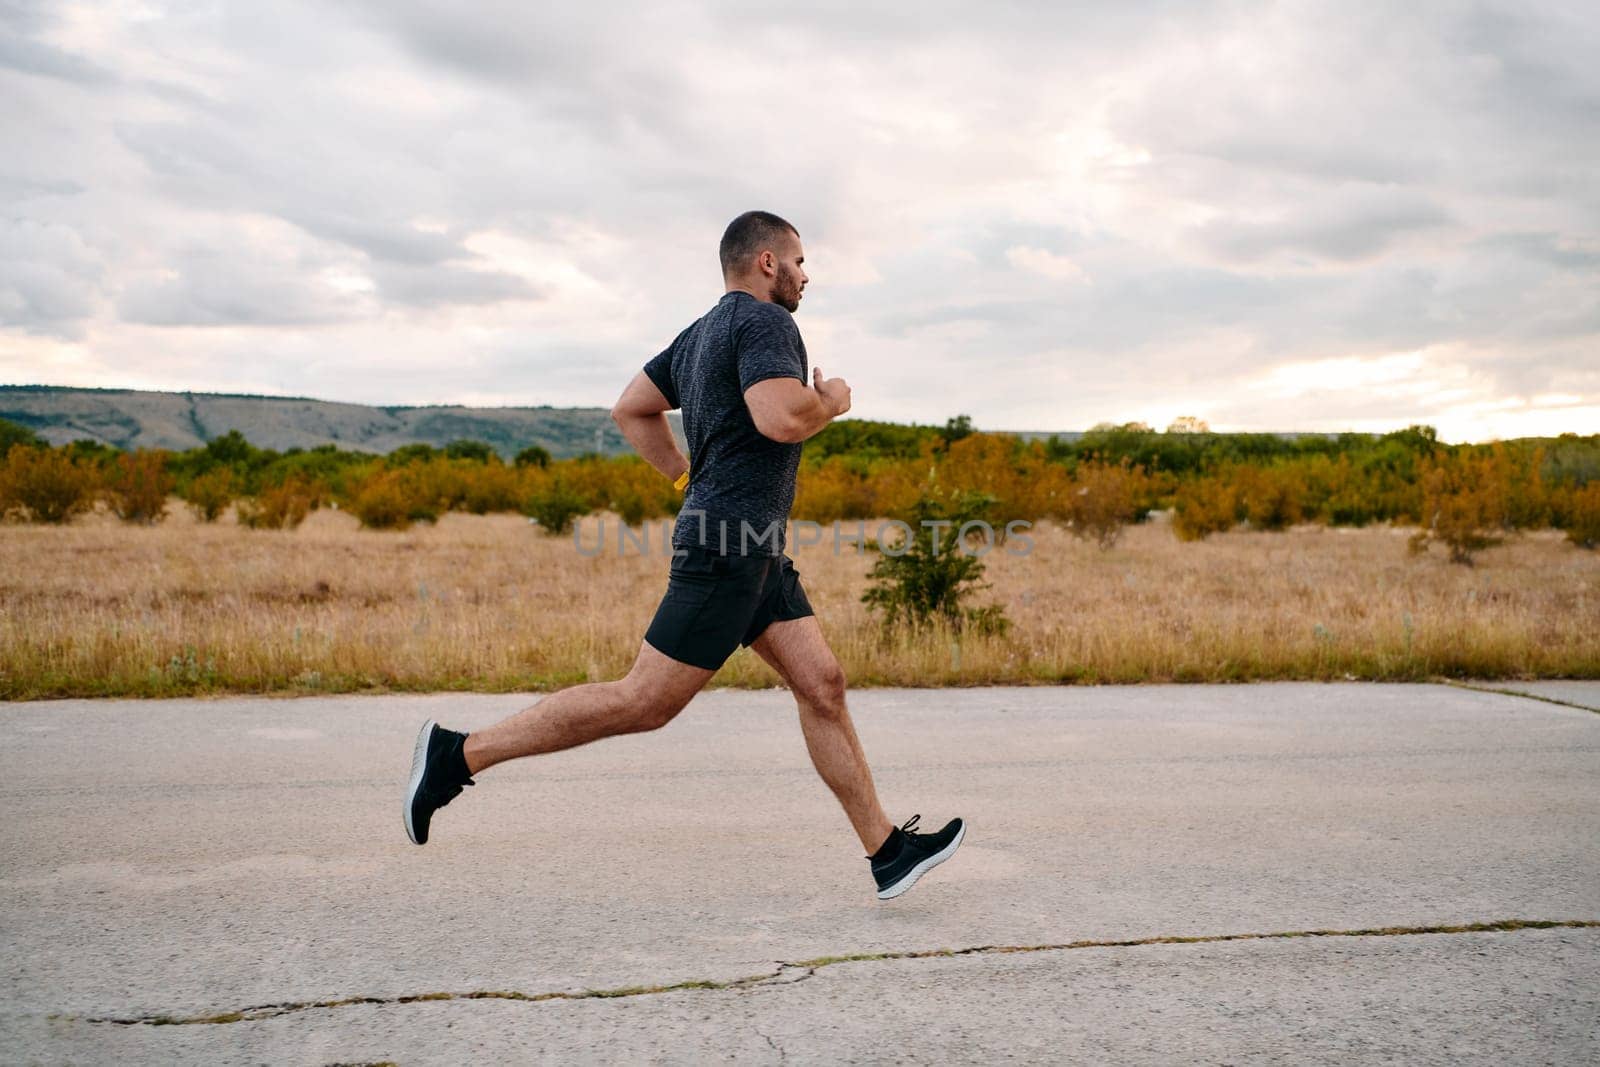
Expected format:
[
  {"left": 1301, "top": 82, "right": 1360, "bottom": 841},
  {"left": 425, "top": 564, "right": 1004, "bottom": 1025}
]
[{"left": 773, "top": 264, "right": 803, "bottom": 312}]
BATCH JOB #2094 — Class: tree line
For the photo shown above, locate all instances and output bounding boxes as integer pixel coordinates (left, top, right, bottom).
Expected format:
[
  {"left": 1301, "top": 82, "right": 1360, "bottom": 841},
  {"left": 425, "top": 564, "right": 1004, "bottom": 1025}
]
[{"left": 1, "top": 415, "right": 1596, "bottom": 562}]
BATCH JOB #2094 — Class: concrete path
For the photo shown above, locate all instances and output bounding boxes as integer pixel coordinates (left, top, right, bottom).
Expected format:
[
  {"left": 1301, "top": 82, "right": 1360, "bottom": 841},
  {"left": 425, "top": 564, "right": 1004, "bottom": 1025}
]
[{"left": 2, "top": 682, "right": 1597, "bottom": 1064}]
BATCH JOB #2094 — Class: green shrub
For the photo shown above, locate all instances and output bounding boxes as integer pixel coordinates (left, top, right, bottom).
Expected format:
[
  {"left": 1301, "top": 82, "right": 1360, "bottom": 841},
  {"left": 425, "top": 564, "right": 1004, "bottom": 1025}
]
[
  {"left": 514, "top": 445, "right": 552, "bottom": 469},
  {"left": 64, "top": 439, "right": 118, "bottom": 468},
  {"left": 387, "top": 443, "right": 438, "bottom": 466},
  {"left": 939, "top": 413, "right": 974, "bottom": 448},
  {"left": 0, "top": 417, "right": 41, "bottom": 453},
  {"left": 204, "top": 430, "right": 258, "bottom": 467},
  {"left": 861, "top": 489, "right": 1010, "bottom": 634},
  {"left": 444, "top": 439, "right": 495, "bottom": 463},
  {"left": 521, "top": 478, "right": 589, "bottom": 535}
]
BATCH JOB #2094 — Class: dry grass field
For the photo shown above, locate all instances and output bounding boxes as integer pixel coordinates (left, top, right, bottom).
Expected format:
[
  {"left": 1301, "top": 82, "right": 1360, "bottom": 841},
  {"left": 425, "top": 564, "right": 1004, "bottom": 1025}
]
[{"left": 1, "top": 503, "right": 1595, "bottom": 699}]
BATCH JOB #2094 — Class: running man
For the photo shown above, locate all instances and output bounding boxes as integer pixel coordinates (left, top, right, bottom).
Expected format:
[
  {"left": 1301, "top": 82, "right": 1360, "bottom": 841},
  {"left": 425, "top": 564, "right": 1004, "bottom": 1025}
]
[{"left": 403, "top": 211, "right": 964, "bottom": 900}]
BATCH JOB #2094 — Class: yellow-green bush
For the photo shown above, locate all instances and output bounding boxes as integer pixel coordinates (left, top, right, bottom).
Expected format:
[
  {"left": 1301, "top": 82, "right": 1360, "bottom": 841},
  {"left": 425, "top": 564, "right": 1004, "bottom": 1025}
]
[
  {"left": 184, "top": 467, "right": 237, "bottom": 523},
  {"left": 599, "top": 457, "right": 678, "bottom": 526},
  {"left": 1230, "top": 463, "right": 1304, "bottom": 531},
  {"left": 1413, "top": 450, "right": 1508, "bottom": 564},
  {"left": 794, "top": 456, "right": 878, "bottom": 523},
  {"left": 237, "top": 474, "right": 318, "bottom": 530},
  {"left": 940, "top": 433, "right": 1034, "bottom": 518},
  {"left": 347, "top": 468, "right": 439, "bottom": 530},
  {"left": 458, "top": 460, "right": 522, "bottom": 515},
  {"left": 0, "top": 444, "right": 97, "bottom": 523},
  {"left": 1173, "top": 477, "right": 1238, "bottom": 541},
  {"left": 107, "top": 450, "right": 174, "bottom": 525},
  {"left": 1064, "top": 458, "right": 1147, "bottom": 549},
  {"left": 1559, "top": 482, "right": 1600, "bottom": 550},
  {"left": 1503, "top": 444, "right": 1550, "bottom": 530}
]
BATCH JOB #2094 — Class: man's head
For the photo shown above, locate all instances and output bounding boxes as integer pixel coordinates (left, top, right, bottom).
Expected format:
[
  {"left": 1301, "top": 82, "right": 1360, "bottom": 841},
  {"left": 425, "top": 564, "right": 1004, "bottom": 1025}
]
[{"left": 720, "top": 210, "right": 807, "bottom": 312}]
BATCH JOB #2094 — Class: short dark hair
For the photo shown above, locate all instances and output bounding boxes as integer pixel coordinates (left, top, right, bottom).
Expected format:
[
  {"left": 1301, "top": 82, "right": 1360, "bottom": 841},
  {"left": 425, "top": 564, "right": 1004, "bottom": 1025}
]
[{"left": 719, "top": 211, "right": 799, "bottom": 275}]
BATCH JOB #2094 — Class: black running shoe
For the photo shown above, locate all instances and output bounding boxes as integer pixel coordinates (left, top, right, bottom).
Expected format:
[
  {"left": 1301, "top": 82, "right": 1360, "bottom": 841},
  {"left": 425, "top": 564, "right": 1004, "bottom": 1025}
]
[
  {"left": 403, "top": 719, "right": 473, "bottom": 845},
  {"left": 869, "top": 814, "right": 966, "bottom": 900}
]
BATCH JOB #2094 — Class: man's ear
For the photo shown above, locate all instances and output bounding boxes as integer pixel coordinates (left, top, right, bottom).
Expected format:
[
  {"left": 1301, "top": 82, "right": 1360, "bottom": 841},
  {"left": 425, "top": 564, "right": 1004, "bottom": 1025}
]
[{"left": 759, "top": 250, "right": 776, "bottom": 275}]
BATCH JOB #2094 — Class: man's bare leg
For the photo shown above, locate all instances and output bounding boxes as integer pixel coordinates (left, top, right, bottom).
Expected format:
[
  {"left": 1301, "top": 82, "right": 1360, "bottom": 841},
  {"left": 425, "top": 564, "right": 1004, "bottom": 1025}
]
[
  {"left": 463, "top": 640, "right": 715, "bottom": 774},
  {"left": 749, "top": 616, "right": 894, "bottom": 854}
]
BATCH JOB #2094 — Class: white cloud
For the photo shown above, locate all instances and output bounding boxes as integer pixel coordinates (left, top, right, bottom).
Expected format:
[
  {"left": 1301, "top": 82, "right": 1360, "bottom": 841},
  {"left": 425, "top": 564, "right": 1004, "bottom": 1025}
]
[
  {"left": 1006, "top": 246, "right": 1089, "bottom": 284},
  {"left": 1246, "top": 351, "right": 1436, "bottom": 399},
  {"left": 0, "top": 219, "right": 103, "bottom": 337}
]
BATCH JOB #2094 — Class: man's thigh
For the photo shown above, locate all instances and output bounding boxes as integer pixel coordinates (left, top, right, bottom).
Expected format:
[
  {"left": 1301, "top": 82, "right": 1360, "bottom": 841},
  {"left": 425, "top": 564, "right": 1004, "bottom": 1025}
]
[
  {"left": 748, "top": 615, "right": 843, "bottom": 697},
  {"left": 624, "top": 639, "right": 717, "bottom": 708}
]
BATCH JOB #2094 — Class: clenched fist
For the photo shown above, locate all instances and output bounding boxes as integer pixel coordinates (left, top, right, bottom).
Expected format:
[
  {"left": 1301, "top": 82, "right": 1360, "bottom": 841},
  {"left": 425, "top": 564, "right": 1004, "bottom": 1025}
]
[{"left": 813, "top": 367, "right": 852, "bottom": 417}]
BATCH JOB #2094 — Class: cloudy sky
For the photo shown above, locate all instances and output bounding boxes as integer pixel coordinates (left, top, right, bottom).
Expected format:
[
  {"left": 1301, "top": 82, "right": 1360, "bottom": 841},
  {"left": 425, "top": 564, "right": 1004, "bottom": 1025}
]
[{"left": 2, "top": 1, "right": 1597, "bottom": 441}]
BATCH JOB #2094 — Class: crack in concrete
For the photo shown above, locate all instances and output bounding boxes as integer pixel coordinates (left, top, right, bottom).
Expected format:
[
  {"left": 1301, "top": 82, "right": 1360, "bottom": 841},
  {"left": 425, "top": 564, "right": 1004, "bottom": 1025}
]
[
  {"left": 1438, "top": 679, "right": 1600, "bottom": 715},
  {"left": 58, "top": 918, "right": 1599, "bottom": 1028},
  {"left": 754, "top": 1025, "right": 787, "bottom": 1063}
]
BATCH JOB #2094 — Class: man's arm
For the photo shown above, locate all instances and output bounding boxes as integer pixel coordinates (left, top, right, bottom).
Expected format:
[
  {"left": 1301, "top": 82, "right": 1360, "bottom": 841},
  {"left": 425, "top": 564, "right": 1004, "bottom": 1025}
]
[
  {"left": 745, "top": 367, "right": 851, "bottom": 444},
  {"left": 611, "top": 371, "right": 688, "bottom": 480}
]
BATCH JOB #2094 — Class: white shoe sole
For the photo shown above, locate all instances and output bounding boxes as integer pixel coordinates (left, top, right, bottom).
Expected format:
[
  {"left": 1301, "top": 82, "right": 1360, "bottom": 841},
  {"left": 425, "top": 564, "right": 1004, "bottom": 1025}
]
[
  {"left": 403, "top": 718, "right": 437, "bottom": 845},
  {"left": 876, "top": 821, "right": 966, "bottom": 900}
]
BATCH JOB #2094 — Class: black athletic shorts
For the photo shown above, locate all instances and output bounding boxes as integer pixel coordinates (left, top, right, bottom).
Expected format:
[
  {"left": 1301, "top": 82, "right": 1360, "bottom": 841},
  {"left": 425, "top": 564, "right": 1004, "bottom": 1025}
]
[{"left": 643, "top": 544, "right": 815, "bottom": 670}]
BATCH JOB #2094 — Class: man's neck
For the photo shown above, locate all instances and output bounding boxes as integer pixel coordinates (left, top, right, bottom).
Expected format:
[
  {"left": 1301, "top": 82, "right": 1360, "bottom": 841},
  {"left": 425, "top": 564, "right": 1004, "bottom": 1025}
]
[{"left": 724, "top": 281, "right": 771, "bottom": 302}]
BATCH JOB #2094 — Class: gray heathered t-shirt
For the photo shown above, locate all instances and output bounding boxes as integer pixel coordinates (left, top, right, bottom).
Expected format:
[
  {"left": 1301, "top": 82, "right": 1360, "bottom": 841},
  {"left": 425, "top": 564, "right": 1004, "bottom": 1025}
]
[{"left": 643, "top": 291, "right": 808, "bottom": 557}]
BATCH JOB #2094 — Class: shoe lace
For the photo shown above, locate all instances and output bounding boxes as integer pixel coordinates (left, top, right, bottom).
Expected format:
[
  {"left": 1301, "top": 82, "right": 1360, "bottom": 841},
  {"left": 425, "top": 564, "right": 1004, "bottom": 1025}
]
[{"left": 899, "top": 813, "right": 921, "bottom": 837}]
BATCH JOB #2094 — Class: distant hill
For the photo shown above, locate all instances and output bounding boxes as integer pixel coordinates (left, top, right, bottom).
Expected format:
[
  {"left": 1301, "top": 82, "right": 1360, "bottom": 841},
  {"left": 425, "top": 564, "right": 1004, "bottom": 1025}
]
[
  {"left": 1, "top": 385, "right": 1100, "bottom": 459},
  {"left": 0, "top": 385, "right": 686, "bottom": 459}
]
